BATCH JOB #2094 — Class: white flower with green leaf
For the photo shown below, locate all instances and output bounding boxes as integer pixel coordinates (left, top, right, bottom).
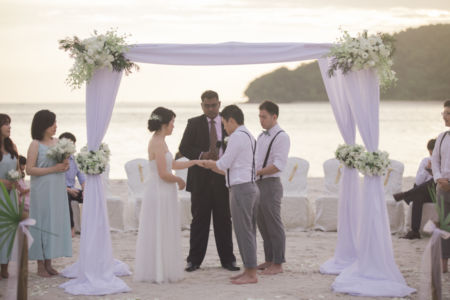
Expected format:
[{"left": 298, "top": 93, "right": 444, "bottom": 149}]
[
  {"left": 46, "top": 138, "right": 76, "bottom": 163},
  {"left": 355, "top": 150, "right": 390, "bottom": 176},
  {"left": 335, "top": 144, "right": 365, "bottom": 169},
  {"left": 6, "top": 169, "right": 21, "bottom": 182},
  {"left": 76, "top": 143, "right": 111, "bottom": 175},
  {"left": 328, "top": 30, "right": 397, "bottom": 90}
]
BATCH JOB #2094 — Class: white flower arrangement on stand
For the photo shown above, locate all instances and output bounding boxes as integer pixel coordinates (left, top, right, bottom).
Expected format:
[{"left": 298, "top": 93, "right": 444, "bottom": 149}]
[
  {"left": 355, "top": 150, "right": 390, "bottom": 176},
  {"left": 335, "top": 144, "right": 366, "bottom": 169},
  {"left": 76, "top": 143, "right": 111, "bottom": 175},
  {"left": 6, "top": 169, "right": 21, "bottom": 182},
  {"left": 327, "top": 30, "right": 397, "bottom": 89},
  {"left": 59, "top": 29, "right": 139, "bottom": 89},
  {"left": 46, "top": 138, "right": 76, "bottom": 163}
]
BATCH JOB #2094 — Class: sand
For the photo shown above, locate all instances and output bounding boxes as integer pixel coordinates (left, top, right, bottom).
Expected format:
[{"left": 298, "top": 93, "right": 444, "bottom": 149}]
[{"left": 1, "top": 177, "right": 449, "bottom": 300}]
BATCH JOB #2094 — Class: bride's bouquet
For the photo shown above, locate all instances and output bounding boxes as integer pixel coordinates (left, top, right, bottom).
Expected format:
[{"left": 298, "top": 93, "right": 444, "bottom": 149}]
[
  {"left": 76, "top": 143, "right": 111, "bottom": 175},
  {"left": 46, "top": 138, "right": 76, "bottom": 163},
  {"left": 6, "top": 169, "right": 21, "bottom": 182}
]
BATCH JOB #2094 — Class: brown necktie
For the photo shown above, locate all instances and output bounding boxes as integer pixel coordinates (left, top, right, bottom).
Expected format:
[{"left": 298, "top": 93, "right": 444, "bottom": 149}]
[{"left": 209, "top": 119, "right": 218, "bottom": 160}]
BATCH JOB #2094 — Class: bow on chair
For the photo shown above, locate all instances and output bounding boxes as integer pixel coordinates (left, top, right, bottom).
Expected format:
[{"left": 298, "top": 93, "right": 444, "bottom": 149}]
[
  {"left": 288, "top": 163, "right": 298, "bottom": 182},
  {"left": 383, "top": 168, "right": 393, "bottom": 186},
  {"left": 335, "top": 164, "right": 343, "bottom": 184},
  {"left": 138, "top": 164, "right": 144, "bottom": 183}
]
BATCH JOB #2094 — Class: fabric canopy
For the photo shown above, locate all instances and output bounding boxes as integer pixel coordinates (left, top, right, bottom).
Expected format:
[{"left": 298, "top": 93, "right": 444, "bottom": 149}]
[{"left": 59, "top": 41, "right": 414, "bottom": 298}]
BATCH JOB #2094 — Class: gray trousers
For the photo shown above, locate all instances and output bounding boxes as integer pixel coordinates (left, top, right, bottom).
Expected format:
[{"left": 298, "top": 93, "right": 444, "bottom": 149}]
[
  {"left": 229, "top": 182, "right": 259, "bottom": 269},
  {"left": 437, "top": 186, "right": 450, "bottom": 259},
  {"left": 256, "top": 177, "right": 286, "bottom": 264}
]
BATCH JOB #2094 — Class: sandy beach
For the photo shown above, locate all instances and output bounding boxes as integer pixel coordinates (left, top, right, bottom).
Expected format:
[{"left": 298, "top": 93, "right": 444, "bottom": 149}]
[{"left": 2, "top": 177, "right": 449, "bottom": 300}]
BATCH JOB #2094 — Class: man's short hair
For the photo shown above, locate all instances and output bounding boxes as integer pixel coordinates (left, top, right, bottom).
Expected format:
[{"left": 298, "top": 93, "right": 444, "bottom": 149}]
[
  {"left": 59, "top": 132, "right": 76, "bottom": 143},
  {"left": 221, "top": 105, "right": 244, "bottom": 125},
  {"left": 201, "top": 90, "right": 219, "bottom": 102},
  {"left": 259, "top": 100, "right": 279, "bottom": 116},
  {"left": 427, "top": 138, "right": 436, "bottom": 151},
  {"left": 444, "top": 100, "right": 450, "bottom": 108}
]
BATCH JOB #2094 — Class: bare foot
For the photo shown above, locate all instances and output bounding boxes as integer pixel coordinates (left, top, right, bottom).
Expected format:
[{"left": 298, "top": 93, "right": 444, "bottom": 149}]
[
  {"left": 257, "top": 262, "right": 272, "bottom": 270},
  {"left": 37, "top": 266, "right": 51, "bottom": 278},
  {"left": 45, "top": 261, "right": 59, "bottom": 275},
  {"left": 230, "top": 272, "right": 245, "bottom": 280},
  {"left": 261, "top": 264, "right": 283, "bottom": 275},
  {"left": 231, "top": 274, "right": 258, "bottom": 285}
]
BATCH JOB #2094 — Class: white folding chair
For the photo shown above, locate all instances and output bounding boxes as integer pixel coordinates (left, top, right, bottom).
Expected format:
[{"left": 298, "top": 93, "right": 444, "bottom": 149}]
[
  {"left": 174, "top": 157, "right": 192, "bottom": 230},
  {"left": 124, "top": 158, "right": 150, "bottom": 228},
  {"left": 383, "top": 159, "right": 406, "bottom": 234},
  {"left": 279, "top": 157, "right": 313, "bottom": 230},
  {"left": 314, "top": 158, "right": 341, "bottom": 231}
]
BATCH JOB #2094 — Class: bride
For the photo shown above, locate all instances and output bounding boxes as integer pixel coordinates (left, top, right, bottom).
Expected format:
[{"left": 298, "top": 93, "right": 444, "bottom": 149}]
[{"left": 134, "top": 107, "right": 200, "bottom": 283}]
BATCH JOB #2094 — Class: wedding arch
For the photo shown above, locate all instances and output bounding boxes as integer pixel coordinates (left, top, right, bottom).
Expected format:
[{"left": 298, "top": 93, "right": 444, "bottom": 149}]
[{"left": 58, "top": 41, "right": 414, "bottom": 297}]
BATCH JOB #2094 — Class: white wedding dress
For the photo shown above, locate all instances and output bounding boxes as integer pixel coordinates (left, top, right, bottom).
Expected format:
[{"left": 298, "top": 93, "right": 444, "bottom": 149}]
[{"left": 134, "top": 152, "right": 184, "bottom": 283}]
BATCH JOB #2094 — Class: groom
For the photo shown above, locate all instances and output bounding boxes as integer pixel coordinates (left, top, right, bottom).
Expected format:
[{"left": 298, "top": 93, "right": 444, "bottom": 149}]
[{"left": 179, "top": 90, "right": 239, "bottom": 272}]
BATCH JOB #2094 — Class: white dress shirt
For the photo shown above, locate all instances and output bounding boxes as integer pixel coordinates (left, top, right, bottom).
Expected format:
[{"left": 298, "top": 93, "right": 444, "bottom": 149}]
[
  {"left": 415, "top": 157, "right": 433, "bottom": 186},
  {"left": 255, "top": 124, "right": 290, "bottom": 179},
  {"left": 432, "top": 131, "right": 450, "bottom": 181},
  {"left": 216, "top": 125, "right": 256, "bottom": 187}
]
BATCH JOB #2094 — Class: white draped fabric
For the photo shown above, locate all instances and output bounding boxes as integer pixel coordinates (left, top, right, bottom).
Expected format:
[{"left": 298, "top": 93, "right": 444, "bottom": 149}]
[
  {"left": 58, "top": 42, "right": 413, "bottom": 297},
  {"left": 317, "top": 59, "right": 359, "bottom": 275},
  {"left": 125, "top": 42, "right": 332, "bottom": 65},
  {"left": 331, "top": 69, "right": 415, "bottom": 297},
  {"left": 60, "top": 68, "right": 131, "bottom": 295}
]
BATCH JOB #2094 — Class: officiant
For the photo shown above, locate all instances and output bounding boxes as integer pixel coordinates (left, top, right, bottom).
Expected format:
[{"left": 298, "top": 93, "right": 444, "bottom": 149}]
[{"left": 179, "top": 90, "right": 239, "bottom": 272}]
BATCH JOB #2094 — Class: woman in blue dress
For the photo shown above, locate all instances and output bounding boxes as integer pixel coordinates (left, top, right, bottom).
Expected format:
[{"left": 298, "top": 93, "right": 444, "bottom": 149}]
[
  {"left": 26, "top": 110, "right": 72, "bottom": 277},
  {"left": 0, "top": 113, "right": 19, "bottom": 280}
]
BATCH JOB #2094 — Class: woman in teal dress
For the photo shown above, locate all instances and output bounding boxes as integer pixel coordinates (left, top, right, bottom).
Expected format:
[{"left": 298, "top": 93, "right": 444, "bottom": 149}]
[
  {"left": 0, "top": 113, "right": 19, "bottom": 280},
  {"left": 26, "top": 110, "right": 71, "bottom": 277}
]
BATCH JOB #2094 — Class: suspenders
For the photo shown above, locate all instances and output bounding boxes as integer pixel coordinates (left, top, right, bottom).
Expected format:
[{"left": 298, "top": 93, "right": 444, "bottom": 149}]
[
  {"left": 259, "top": 130, "right": 284, "bottom": 180},
  {"left": 226, "top": 130, "right": 256, "bottom": 187},
  {"left": 439, "top": 131, "right": 449, "bottom": 161}
]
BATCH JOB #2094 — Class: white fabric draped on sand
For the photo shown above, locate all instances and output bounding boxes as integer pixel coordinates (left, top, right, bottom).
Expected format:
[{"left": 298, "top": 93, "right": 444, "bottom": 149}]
[
  {"left": 60, "top": 68, "right": 131, "bottom": 295},
  {"left": 317, "top": 58, "right": 359, "bottom": 275},
  {"left": 331, "top": 69, "right": 415, "bottom": 297}
]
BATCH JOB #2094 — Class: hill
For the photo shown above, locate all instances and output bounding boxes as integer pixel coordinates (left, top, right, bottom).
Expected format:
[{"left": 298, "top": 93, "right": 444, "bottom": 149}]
[{"left": 245, "top": 24, "right": 450, "bottom": 102}]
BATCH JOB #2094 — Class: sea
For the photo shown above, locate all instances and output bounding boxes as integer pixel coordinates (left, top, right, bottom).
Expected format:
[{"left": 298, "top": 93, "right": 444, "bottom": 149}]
[{"left": 2, "top": 100, "right": 446, "bottom": 179}]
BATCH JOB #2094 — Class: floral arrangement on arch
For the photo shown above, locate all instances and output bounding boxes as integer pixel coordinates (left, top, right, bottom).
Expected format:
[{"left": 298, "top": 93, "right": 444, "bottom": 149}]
[
  {"left": 355, "top": 150, "right": 390, "bottom": 176},
  {"left": 327, "top": 30, "right": 397, "bottom": 89},
  {"left": 76, "top": 143, "right": 111, "bottom": 175},
  {"left": 335, "top": 144, "right": 366, "bottom": 169},
  {"left": 59, "top": 29, "right": 139, "bottom": 89}
]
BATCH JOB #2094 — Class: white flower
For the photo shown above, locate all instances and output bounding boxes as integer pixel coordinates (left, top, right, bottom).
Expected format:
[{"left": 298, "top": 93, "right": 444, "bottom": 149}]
[
  {"left": 47, "top": 138, "right": 76, "bottom": 163},
  {"left": 76, "top": 143, "right": 111, "bottom": 175},
  {"left": 6, "top": 169, "right": 21, "bottom": 182}
]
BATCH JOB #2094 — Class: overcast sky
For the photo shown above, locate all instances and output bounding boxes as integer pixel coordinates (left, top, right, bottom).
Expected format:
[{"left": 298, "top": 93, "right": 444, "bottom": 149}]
[{"left": 1, "top": 0, "right": 449, "bottom": 103}]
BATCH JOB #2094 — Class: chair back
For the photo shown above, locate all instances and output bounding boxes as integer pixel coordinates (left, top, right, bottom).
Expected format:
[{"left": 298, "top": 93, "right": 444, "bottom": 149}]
[
  {"left": 280, "top": 157, "right": 309, "bottom": 197},
  {"left": 124, "top": 158, "right": 150, "bottom": 200},
  {"left": 323, "top": 158, "right": 341, "bottom": 195},
  {"left": 383, "top": 159, "right": 404, "bottom": 195}
]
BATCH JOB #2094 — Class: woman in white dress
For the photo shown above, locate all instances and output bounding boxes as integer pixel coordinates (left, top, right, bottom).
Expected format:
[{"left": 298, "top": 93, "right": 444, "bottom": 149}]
[{"left": 134, "top": 107, "right": 200, "bottom": 283}]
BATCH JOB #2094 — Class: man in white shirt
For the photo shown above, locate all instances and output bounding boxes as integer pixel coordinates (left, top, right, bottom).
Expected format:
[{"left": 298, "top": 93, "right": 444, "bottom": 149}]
[
  {"left": 431, "top": 99, "right": 450, "bottom": 273},
  {"left": 394, "top": 139, "right": 436, "bottom": 239},
  {"left": 254, "top": 101, "right": 290, "bottom": 275},
  {"left": 202, "top": 104, "right": 259, "bottom": 284}
]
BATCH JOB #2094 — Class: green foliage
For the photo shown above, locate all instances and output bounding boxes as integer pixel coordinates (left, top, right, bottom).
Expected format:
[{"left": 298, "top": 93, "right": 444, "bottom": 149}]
[
  {"left": 245, "top": 24, "right": 450, "bottom": 103},
  {"left": 428, "top": 185, "right": 450, "bottom": 233},
  {"left": 0, "top": 182, "right": 24, "bottom": 259}
]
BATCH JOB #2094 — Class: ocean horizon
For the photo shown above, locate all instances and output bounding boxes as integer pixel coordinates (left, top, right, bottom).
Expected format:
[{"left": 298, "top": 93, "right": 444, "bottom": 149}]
[{"left": 2, "top": 100, "right": 446, "bottom": 179}]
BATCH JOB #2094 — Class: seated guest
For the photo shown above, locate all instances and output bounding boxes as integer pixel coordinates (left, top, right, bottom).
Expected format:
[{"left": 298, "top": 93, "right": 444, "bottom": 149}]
[
  {"left": 59, "top": 132, "right": 85, "bottom": 237},
  {"left": 394, "top": 138, "right": 436, "bottom": 239}
]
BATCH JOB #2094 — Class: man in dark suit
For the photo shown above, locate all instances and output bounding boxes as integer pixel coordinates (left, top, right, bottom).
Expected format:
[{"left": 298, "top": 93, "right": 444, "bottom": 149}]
[{"left": 179, "top": 90, "right": 239, "bottom": 272}]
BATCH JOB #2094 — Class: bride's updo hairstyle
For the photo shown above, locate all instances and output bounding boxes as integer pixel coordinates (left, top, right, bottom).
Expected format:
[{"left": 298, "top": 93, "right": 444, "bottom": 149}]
[{"left": 148, "top": 107, "right": 176, "bottom": 132}]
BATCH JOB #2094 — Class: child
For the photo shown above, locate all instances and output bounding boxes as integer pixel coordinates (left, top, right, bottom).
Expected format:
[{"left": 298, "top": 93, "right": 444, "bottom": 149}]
[{"left": 17, "top": 155, "right": 30, "bottom": 212}]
